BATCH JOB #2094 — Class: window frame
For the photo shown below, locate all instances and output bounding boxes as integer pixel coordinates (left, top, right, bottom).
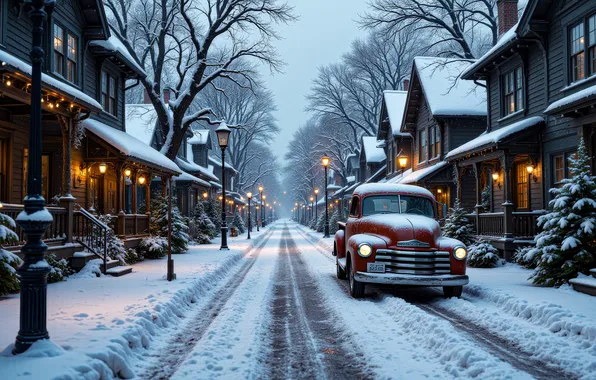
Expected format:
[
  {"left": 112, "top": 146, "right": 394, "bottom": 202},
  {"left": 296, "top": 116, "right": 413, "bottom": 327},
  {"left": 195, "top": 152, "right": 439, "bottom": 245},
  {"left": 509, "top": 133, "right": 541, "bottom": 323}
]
[
  {"left": 349, "top": 196, "right": 360, "bottom": 218},
  {"left": 418, "top": 129, "right": 427, "bottom": 163},
  {"left": 502, "top": 66, "right": 524, "bottom": 116},
  {"left": 552, "top": 151, "right": 576, "bottom": 188},
  {"left": 52, "top": 22, "right": 79, "bottom": 85},
  {"left": 514, "top": 163, "right": 529, "bottom": 210},
  {"left": 100, "top": 70, "right": 118, "bottom": 116},
  {"left": 429, "top": 126, "right": 441, "bottom": 159},
  {"left": 567, "top": 14, "right": 596, "bottom": 84}
]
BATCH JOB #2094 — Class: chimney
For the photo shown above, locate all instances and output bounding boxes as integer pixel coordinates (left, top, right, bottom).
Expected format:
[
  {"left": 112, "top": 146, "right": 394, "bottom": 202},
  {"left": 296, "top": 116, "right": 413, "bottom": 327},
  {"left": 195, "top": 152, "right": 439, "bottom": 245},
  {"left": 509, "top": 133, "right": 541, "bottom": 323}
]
[
  {"left": 497, "top": 0, "right": 518, "bottom": 37},
  {"left": 403, "top": 79, "right": 410, "bottom": 92},
  {"left": 143, "top": 89, "right": 151, "bottom": 104}
]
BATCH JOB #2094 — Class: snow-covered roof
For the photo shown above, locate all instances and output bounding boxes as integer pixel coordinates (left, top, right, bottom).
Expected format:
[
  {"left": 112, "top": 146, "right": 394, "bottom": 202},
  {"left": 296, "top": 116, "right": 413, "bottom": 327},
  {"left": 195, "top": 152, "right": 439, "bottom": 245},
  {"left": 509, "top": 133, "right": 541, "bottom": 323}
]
[
  {"left": 354, "top": 183, "right": 434, "bottom": 199},
  {"left": 383, "top": 91, "right": 410, "bottom": 137},
  {"left": 175, "top": 157, "right": 219, "bottom": 182},
  {"left": 210, "top": 181, "right": 222, "bottom": 189},
  {"left": 174, "top": 172, "right": 211, "bottom": 187},
  {"left": 125, "top": 104, "right": 157, "bottom": 145},
  {"left": 361, "top": 136, "right": 386, "bottom": 164},
  {"left": 392, "top": 162, "right": 448, "bottom": 185},
  {"left": 344, "top": 181, "right": 361, "bottom": 195},
  {"left": 545, "top": 83, "right": 596, "bottom": 115},
  {"left": 89, "top": 36, "right": 145, "bottom": 76},
  {"left": 346, "top": 176, "right": 356, "bottom": 184},
  {"left": 83, "top": 119, "right": 181, "bottom": 174},
  {"left": 446, "top": 116, "right": 545, "bottom": 160},
  {"left": 189, "top": 130, "right": 211, "bottom": 145},
  {"left": 387, "top": 169, "right": 413, "bottom": 184},
  {"left": 0, "top": 48, "right": 102, "bottom": 111},
  {"left": 414, "top": 57, "right": 487, "bottom": 117},
  {"left": 208, "top": 156, "right": 238, "bottom": 173},
  {"left": 461, "top": 24, "right": 519, "bottom": 79},
  {"left": 365, "top": 164, "right": 388, "bottom": 184},
  {"left": 327, "top": 184, "right": 342, "bottom": 191}
]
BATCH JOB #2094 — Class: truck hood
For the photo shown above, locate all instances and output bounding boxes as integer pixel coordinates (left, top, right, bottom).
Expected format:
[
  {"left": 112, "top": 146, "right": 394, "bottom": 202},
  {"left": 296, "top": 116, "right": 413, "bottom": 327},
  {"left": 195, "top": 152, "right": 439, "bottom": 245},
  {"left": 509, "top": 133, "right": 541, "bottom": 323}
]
[{"left": 359, "top": 214, "right": 441, "bottom": 248}]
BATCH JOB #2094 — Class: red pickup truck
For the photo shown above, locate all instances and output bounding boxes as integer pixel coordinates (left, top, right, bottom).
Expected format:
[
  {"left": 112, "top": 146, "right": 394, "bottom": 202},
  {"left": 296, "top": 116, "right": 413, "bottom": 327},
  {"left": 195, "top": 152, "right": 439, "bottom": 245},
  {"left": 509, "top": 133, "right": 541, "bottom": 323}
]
[{"left": 334, "top": 183, "right": 469, "bottom": 298}]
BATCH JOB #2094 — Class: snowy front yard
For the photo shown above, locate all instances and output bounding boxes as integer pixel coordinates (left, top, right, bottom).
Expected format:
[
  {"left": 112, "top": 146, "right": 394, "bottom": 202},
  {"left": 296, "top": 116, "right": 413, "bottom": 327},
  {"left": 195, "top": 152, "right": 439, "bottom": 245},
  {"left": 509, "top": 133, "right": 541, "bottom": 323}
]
[{"left": 0, "top": 228, "right": 270, "bottom": 379}]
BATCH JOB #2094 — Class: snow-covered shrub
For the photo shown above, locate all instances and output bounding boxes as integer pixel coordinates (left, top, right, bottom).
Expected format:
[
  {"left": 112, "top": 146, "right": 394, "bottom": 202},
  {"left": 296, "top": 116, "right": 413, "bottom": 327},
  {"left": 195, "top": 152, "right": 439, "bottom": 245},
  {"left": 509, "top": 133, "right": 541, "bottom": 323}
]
[
  {"left": 97, "top": 214, "right": 128, "bottom": 265},
  {"left": 481, "top": 185, "right": 491, "bottom": 211},
  {"left": 467, "top": 240, "right": 501, "bottom": 268},
  {"left": 201, "top": 198, "right": 222, "bottom": 230},
  {"left": 0, "top": 212, "right": 20, "bottom": 295},
  {"left": 232, "top": 211, "right": 245, "bottom": 234},
  {"left": 46, "top": 253, "right": 74, "bottom": 284},
  {"left": 189, "top": 202, "right": 217, "bottom": 244},
  {"left": 124, "top": 248, "right": 143, "bottom": 264},
  {"left": 513, "top": 246, "right": 538, "bottom": 269},
  {"left": 316, "top": 214, "right": 325, "bottom": 233},
  {"left": 442, "top": 199, "right": 475, "bottom": 246},
  {"left": 138, "top": 236, "right": 168, "bottom": 259},
  {"left": 530, "top": 139, "right": 596, "bottom": 287},
  {"left": 308, "top": 215, "right": 317, "bottom": 229},
  {"left": 328, "top": 210, "right": 346, "bottom": 235},
  {"left": 150, "top": 194, "right": 189, "bottom": 254},
  {"left": 72, "top": 258, "right": 102, "bottom": 279}
]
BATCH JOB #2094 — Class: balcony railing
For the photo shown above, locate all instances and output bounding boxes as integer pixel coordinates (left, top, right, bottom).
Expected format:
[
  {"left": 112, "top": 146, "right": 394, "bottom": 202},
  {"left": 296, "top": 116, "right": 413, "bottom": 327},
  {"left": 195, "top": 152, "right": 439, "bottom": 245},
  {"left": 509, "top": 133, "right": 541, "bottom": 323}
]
[{"left": 0, "top": 203, "right": 67, "bottom": 246}]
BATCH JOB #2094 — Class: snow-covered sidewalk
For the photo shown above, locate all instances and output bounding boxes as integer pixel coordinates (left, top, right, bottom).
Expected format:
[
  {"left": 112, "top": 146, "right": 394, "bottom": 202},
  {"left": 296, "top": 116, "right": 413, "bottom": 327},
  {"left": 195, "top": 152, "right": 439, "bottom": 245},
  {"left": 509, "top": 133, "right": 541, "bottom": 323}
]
[{"left": 0, "top": 227, "right": 271, "bottom": 379}]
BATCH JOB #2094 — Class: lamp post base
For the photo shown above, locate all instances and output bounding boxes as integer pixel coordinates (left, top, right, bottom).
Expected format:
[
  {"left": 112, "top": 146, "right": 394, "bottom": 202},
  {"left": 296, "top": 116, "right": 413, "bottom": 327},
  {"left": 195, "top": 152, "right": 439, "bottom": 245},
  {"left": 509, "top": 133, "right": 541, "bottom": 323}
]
[{"left": 220, "top": 226, "right": 229, "bottom": 250}]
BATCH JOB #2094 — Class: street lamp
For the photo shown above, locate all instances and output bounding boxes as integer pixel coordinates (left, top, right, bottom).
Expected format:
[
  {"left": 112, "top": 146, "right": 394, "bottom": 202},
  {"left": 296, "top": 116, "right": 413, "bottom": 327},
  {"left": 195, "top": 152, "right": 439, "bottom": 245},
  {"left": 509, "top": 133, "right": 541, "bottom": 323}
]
[
  {"left": 202, "top": 192, "right": 208, "bottom": 200},
  {"left": 246, "top": 192, "right": 252, "bottom": 239},
  {"left": 13, "top": 0, "right": 56, "bottom": 354},
  {"left": 322, "top": 154, "right": 330, "bottom": 237},
  {"left": 294, "top": 202, "right": 298, "bottom": 221},
  {"left": 258, "top": 185, "right": 264, "bottom": 228},
  {"left": 262, "top": 194, "right": 267, "bottom": 226},
  {"left": 310, "top": 196, "right": 314, "bottom": 224},
  {"left": 314, "top": 188, "right": 319, "bottom": 221},
  {"left": 216, "top": 122, "right": 231, "bottom": 250}
]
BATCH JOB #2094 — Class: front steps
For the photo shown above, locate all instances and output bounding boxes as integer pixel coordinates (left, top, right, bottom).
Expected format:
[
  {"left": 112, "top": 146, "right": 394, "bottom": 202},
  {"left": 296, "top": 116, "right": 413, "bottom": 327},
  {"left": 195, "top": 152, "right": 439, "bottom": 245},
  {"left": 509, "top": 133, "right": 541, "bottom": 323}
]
[
  {"left": 569, "top": 269, "right": 596, "bottom": 296},
  {"left": 73, "top": 252, "right": 133, "bottom": 277}
]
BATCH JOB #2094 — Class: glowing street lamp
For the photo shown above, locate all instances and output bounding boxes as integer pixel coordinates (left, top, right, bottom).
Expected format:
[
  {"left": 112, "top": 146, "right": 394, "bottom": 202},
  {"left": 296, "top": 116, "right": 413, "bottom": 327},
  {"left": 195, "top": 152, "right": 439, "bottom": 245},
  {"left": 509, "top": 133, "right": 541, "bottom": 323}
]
[
  {"left": 99, "top": 162, "right": 107, "bottom": 174},
  {"left": 322, "top": 154, "right": 330, "bottom": 237},
  {"left": 246, "top": 192, "right": 252, "bottom": 239},
  {"left": 216, "top": 122, "right": 231, "bottom": 250}
]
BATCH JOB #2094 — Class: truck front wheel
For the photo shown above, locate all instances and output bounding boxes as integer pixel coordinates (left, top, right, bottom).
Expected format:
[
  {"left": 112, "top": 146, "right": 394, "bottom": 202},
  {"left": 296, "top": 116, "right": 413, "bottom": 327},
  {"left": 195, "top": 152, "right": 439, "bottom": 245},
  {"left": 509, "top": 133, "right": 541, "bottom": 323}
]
[
  {"left": 443, "top": 286, "right": 463, "bottom": 298},
  {"left": 348, "top": 259, "right": 365, "bottom": 298}
]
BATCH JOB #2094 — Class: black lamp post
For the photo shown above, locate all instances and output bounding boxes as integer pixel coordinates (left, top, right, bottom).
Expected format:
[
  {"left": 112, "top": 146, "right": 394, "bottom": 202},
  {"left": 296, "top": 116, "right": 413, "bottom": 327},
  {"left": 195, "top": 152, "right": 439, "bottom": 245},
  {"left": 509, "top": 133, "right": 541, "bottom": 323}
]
[
  {"left": 314, "top": 188, "right": 319, "bottom": 221},
  {"left": 262, "top": 194, "right": 267, "bottom": 226},
  {"left": 294, "top": 202, "right": 298, "bottom": 221},
  {"left": 216, "top": 123, "right": 231, "bottom": 250},
  {"left": 13, "top": 0, "right": 56, "bottom": 355},
  {"left": 322, "top": 154, "right": 330, "bottom": 238},
  {"left": 247, "top": 192, "right": 252, "bottom": 239},
  {"left": 258, "top": 185, "right": 264, "bottom": 228}
]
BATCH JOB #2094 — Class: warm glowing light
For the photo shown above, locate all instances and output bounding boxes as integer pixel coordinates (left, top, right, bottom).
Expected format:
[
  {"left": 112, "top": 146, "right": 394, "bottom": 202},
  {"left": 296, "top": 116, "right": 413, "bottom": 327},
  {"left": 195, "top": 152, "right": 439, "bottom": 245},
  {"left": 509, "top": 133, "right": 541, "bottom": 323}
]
[
  {"left": 218, "top": 195, "right": 223, "bottom": 200},
  {"left": 138, "top": 176, "right": 146, "bottom": 185},
  {"left": 247, "top": 192, "right": 252, "bottom": 199},
  {"left": 398, "top": 156, "right": 408, "bottom": 169},
  {"left": 321, "top": 155, "right": 330, "bottom": 167},
  {"left": 526, "top": 165, "right": 534, "bottom": 174},
  {"left": 492, "top": 172, "right": 499, "bottom": 181},
  {"left": 295, "top": 202, "right": 298, "bottom": 206},
  {"left": 258, "top": 185, "right": 264, "bottom": 192},
  {"left": 310, "top": 196, "right": 314, "bottom": 202},
  {"left": 437, "top": 188, "right": 442, "bottom": 194},
  {"left": 263, "top": 195, "right": 266, "bottom": 200},
  {"left": 203, "top": 192, "right": 209, "bottom": 199},
  {"left": 5, "top": 80, "right": 11, "bottom": 86},
  {"left": 314, "top": 188, "right": 319, "bottom": 194},
  {"left": 99, "top": 163, "right": 107, "bottom": 174},
  {"left": 124, "top": 168, "right": 132, "bottom": 177}
]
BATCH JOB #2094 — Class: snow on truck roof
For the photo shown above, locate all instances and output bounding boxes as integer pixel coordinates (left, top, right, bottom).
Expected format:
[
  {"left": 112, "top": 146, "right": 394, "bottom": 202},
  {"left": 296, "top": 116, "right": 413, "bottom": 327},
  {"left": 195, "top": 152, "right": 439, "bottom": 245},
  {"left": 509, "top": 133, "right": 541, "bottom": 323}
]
[{"left": 353, "top": 183, "right": 434, "bottom": 199}]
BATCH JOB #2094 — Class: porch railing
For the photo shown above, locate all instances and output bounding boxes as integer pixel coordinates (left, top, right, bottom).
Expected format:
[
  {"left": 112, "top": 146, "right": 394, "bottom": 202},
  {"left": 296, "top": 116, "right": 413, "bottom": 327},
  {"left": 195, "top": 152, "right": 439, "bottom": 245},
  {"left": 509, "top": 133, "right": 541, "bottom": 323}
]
[
  {"left": 0, "top": 203, "right": 67, "bottom": 246},
  {"left": 477, "top": 213, "right": 504, "bottom": 237},
  {"left": 117, "top": 213, "right": 150, "bottom": 237},
  {"left": 468, "top": 211, "right": 544, "bottom": 239},
  {"left": 512, "top": 212, "right": 544, "bottom": 239},
  {"left": 73, "top": 208, "right": 109, "bottom": 273}
]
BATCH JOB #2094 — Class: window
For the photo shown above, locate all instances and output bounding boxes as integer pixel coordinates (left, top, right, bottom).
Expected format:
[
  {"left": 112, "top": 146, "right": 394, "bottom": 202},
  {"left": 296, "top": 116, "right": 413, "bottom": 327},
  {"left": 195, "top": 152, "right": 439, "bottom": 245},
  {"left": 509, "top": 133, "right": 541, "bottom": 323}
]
[
  {"left": 418, "top": 129, "right": 427, "bottom": 162},
  {"left": 361, "top": 195, "right": 434, "bottom": 218},
  {"left": 571, "top": 22, "right": 585, "bottom": 82},
  {"left": 349, "top": 197, "right": 359, "bottom": 217},
  {"left": 429, "top": 126, "right": 440, "bottom": 159},
  {"left": 515, "top": 164, "right": 529, "bottom": 209},
  {"left": 23, "top": 149, "right": 50, "bottom": 200},
  {"left": 590, "top": 15, "right": 596, "bottom": 75},
  {"left": 553, "top": 152, "right": 576, "bottom": 187},
  {"left": 101, "top": 71, "right": 117, "bottom": 116},
  {"left": 503, "top": 67, "right": 524, "bottom": 116},
  {"left": 53, "top": 24, "right": 77, "bottom": 84}
]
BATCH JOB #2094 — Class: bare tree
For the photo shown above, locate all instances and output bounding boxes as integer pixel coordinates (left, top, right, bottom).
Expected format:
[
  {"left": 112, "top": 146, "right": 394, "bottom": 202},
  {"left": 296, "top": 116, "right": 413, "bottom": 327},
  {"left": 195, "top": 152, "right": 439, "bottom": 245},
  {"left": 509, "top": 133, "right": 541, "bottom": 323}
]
[
  {"left": 362, "top": 0, "right": 497, "bottom": 59},
  {"left": 241, "top": 142, "right": 281, "bottom": 193},
  {"left": 105, "top": 0, "right": 295, "bottom": 159},
  {"left": 307, "top": 27, "right": 422, "bottom": 147}
]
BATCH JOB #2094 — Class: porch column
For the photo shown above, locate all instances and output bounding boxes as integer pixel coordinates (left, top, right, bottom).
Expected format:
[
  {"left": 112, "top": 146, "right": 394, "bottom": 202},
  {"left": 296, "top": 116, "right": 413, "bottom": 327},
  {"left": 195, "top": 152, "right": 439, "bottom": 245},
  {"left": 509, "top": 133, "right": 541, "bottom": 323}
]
[
  {"left": 131, "top": 171, "right": 138, "bottom": 214},
  {"left": 116, "top": 164, "right": 124, "bottom": 213},
  {"left": 472, "top": 162, "right": 482, "bottom": 235},
  {"left": 501, "top": 154, "right": 515, "bottom": 244},
  {"left": 59, "top": 117, "right": 74, "bottom": 243},
  {"left": 453, "top": 163, "right": 462, "bottom": 201},
  {"left": 145, "top": 173, "right": 151, "bottom": 234}
]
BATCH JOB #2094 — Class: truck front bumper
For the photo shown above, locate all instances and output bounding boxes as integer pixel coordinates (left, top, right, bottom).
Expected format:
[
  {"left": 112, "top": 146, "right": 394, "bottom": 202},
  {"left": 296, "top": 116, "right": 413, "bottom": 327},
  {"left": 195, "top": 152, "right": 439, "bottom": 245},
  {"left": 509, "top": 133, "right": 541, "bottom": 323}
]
[{"left": 354, "top": 272, "right": 469, "bottom": 286}]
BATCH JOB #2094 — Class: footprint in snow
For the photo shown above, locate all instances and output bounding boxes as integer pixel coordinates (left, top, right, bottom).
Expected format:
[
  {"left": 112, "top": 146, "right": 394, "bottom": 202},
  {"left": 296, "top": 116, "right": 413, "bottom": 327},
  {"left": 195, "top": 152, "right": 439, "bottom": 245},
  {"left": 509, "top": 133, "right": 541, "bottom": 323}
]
[{"left": 73, "top": 313, "right": 88, "bottom": 318}]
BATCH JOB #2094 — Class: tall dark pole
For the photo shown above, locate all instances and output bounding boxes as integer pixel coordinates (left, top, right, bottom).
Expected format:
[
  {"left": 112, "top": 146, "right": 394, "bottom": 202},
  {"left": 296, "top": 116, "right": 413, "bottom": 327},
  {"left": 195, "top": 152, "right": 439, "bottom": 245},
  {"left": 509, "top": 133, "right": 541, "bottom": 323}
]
[
  {"left": 256, "top": 204, "right": 260, "bottom": 232},
  {"left": 247, "top": 196, "right": 251, "bottom": 239},
  {"left": 220, "top": 149, "right": 229, "bottom": 250},
  {"left": 167, "top": 177, "right": 174, "bottom": 281},
  {"left": 14, "top": 0, "right": 56, "bottom": 355},
  {"left": 260, "top": 192, "right": 264, "bottom": 228},
  {"left": 324, "top": 166, "right": 330, "bottom": 238},
  {"left": 315, "top": 192, "right": 318, "bottom": 221}
]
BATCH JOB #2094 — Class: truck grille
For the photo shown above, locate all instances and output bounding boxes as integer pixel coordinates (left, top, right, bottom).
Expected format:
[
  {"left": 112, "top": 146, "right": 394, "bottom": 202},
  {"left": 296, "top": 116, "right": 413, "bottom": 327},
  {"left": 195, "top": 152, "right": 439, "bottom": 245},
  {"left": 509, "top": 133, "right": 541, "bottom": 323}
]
[{"left": 374, "top": 249, "right": 451, "bottom": 275}]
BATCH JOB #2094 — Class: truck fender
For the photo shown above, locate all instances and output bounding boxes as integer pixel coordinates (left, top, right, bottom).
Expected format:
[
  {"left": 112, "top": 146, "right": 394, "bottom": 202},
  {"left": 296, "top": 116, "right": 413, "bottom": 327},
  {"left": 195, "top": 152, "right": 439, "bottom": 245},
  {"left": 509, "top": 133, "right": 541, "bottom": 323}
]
[
  {"left": 334, "top": 229, "right": 345, "bottom": 258},
  {"left": 347, "top": 234, "right": 387, "bottom": 273}
]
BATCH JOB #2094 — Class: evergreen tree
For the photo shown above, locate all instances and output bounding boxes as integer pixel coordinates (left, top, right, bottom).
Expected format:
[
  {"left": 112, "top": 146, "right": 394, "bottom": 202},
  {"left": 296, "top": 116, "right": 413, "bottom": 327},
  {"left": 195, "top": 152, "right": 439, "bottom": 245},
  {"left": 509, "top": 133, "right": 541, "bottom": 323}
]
[
  {"left": 46, "top": 253, "right": 75, "bottom": 283},
  {"left": 467, "top": 240, "right": 501, "bottom": 268},
  {"left": 530, "top": 139, "right": 596, "bottom": 286},
  {"left": 138, "top": 236, "right": 168, "bottom": 259},
  {"left": 316, "top": 213, "right": 325, "bottom": 233},
  {"left": 98, "top": 214, "right": 128, "bottom": 264},
  {"left": 201, "top": 198, "right": 222, "bottom": 230},
  {"left": 328, "top": 209, "right": 346, "bottom": 235},
  {"left": 150, "top": 194, "right": 189, "bottom": 253},
  {"left": 232, "top": 211, "right": 246, "bottom": 233},
  {"left": 190, "top": 202, "right": 217, "bottom": 243},
  {"left": 442, "top": 199, "right": 475, "bottom": 246},
  {"left": 0, "top": 212, "right": 20, "bottom": 296}
]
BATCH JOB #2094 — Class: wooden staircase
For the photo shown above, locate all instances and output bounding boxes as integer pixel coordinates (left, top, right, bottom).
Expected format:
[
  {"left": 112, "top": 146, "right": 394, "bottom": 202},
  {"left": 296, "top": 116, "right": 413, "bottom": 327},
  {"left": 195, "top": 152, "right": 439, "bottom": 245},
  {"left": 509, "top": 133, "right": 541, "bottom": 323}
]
[{"left": 569, "top": 269, "right": 596, "bottom": 296}]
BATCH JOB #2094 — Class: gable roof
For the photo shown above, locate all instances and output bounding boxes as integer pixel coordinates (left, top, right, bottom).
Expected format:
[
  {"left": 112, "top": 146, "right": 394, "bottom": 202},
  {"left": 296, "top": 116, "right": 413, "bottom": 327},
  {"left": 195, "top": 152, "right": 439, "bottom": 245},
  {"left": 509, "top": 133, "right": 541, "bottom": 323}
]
[
  {"left": 360, "top": 136, "right": 386, "bottom": 164},
  {"left": 89, "top": 35, "right": 146, "bottom": 77},
  {"left": 189, "top": 129, "right": 212, "bottom": 148},
  {"left": 410, "top": 57, "right": 487, "bottom": 118},
  {"left": 125, "top": 104, "right": 158, "bottom": 146},
  {"left": 378, "top": 90, "right": 411, "bottom": 140}
]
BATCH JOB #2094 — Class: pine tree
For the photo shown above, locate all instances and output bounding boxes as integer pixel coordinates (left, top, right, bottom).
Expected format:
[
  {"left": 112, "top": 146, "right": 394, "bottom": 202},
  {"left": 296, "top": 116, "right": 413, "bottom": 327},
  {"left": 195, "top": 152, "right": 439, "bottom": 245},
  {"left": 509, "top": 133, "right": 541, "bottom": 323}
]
[
  {"left": 190, "top": 202, "right": 217, "bottom": 243},
  {"left": 328, "top": 209, "right": 346, "bottom": 235},
  {"left": 530, "top": 139, "right": 596, "bottom": 287},
  {"left": 201, "top": 198, "right": 222, "bottom": 230},
  {"left": 467, "top": 240, "right": 501, "bottom": 268},
  {"left": 150, "top": 194, "right": 189, "bottom": 253},
  {"left": 316, "top": 213, "right": 325, "bottom": 233},
  {"left": 442, "top": 199, "right": 475, "bottom": 246},
  {"left": 46, "top": 253, "right": 75, "bottom": 283},
  {"left": 232, "top": 211, "right": 246, "bottom": 233},
  {"left": 0, "top": 212, "right": 20, "bottom": 296}
]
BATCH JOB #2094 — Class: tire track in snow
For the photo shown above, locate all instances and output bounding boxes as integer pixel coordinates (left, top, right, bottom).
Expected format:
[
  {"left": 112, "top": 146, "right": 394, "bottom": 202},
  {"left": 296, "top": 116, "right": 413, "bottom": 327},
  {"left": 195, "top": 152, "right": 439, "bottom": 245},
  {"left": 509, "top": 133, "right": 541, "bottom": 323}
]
[
  {"left": 139, "top": 227, "right": 277, "bottom": 380},
  {"left": 292, "top": 224, "right": 554, "bottom": 379},
  {"left": 266, "top": 225, "right": 371, "bottom": 380}
]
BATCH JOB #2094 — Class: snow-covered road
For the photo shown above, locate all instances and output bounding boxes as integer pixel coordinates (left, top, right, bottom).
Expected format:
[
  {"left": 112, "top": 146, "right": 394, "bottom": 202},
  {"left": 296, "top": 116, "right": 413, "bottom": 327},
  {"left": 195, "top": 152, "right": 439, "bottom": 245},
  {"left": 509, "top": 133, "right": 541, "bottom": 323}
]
[{"left": 131, "top": 221, "right": 595, "bottom": 379}]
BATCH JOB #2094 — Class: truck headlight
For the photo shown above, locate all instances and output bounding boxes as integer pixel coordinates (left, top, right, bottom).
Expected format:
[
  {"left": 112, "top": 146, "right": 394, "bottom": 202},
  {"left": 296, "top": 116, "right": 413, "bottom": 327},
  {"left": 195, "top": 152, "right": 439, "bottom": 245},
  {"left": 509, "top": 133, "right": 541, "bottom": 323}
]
[
  {"left": 358, "top": 243, "right": 372, "bottom": 258},
  {"left": 454, "top": 247, "right": 467, "bottom": 260}
]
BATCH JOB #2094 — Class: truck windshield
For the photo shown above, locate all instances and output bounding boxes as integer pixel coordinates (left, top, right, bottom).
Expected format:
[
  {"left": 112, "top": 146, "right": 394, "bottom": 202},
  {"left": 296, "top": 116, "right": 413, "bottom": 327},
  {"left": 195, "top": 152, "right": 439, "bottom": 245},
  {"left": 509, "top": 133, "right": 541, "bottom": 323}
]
[{"left": 362, "top": 195, "right": 434, "bottom": 218}]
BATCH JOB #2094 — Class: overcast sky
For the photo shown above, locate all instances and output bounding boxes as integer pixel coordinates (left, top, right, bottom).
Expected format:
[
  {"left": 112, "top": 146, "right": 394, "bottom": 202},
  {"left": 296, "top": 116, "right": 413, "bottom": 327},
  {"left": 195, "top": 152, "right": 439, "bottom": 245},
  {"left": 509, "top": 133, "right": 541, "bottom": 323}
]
[{"left": 258, "top": 0, "right": 370, "bottom": 163}]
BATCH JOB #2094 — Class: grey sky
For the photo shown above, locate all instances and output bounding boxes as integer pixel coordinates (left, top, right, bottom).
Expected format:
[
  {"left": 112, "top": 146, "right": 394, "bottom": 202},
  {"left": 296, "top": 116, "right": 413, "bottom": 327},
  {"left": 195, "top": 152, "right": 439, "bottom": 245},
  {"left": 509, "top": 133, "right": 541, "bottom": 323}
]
[{"left": 258, "top": 0, "right": 371, "bottom": 164}]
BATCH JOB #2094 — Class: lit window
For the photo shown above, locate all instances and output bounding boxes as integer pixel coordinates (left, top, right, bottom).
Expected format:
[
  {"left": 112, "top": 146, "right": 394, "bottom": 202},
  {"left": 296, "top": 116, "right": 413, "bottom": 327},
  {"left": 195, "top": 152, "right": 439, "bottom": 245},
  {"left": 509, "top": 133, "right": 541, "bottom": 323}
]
[
  {"left": 53, "top": 24, "right": 64, "bottom": 77},
  {"left": 554, "top": 155, "right": 565, "bottom": 185},
  {"left": 101, "top": 70, "right": 117, "bottom": 116},
  {"left": 53, "top": 24, "right": 77, "bottom": 84},
  {"left": 503, "top": 67, "right": 523, "bottom": 116},
  {"left": 67, "top": 34, "right": 77, "bottom": 83},
  {"left": 429, "top": 126, "right": 440, "bottom": 159},
  {"left": 516, "top": 164, "right": 529, "bottom": 209},
  {"left": 590, "top": 15, "right": 596, "bottom": 75},
  {"left": 571, "top": 22, "right": 585, "bottom": 82}
]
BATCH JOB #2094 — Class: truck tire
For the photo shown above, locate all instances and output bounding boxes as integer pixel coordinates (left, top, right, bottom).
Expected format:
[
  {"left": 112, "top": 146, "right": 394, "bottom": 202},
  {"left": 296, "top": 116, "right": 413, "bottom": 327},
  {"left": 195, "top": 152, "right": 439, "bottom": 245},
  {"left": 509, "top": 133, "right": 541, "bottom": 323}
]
[
  {"left": 443, "top": 286, "right": 463, "bottom": 298},
  {"left": 348, "top": 259, "right": 365, "bottom": 298},
  {"left": 336, "top": 256, "right": 346, "bottom": 280}
]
